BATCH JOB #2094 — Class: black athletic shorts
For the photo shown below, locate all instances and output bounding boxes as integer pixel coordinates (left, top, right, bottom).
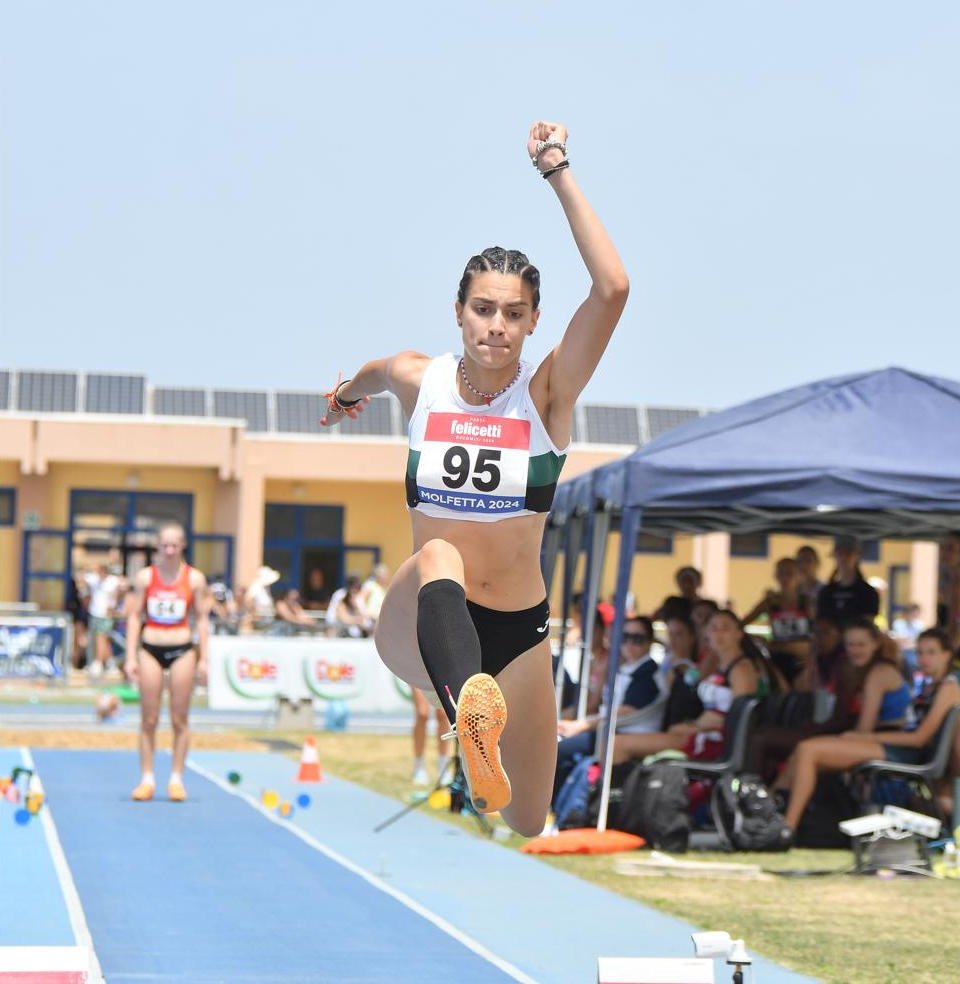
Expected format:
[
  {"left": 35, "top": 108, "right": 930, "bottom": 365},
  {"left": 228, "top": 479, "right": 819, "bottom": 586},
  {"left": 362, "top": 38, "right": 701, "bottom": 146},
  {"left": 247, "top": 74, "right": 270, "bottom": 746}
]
[
  {"left": 141, "top": 642, "right": 194, "bottom": 669},
  {"left": 466, "top": 598, "right": 551, "bottom": 678}
]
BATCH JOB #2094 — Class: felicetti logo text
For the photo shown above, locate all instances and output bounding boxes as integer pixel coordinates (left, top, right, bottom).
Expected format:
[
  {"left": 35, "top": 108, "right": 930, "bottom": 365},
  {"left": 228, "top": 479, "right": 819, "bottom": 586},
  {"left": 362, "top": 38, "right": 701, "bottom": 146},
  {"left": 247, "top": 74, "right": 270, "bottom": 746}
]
[
  {"left": 237, "top": 658, "right": 278, "bottom": 681},
  {"left": 313, "top": 659, "right": 355, "bottom": 682}
]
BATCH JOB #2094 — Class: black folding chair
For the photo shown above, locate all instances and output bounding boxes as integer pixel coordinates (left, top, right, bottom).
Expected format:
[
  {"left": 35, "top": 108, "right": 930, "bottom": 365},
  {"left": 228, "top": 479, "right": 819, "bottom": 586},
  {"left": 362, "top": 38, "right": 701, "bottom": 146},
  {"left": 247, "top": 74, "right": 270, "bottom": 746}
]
[
  {"left": 850, "top": 703, "right": 959, "bottom": 831},
  {"left": 660, "top": 695, "right": 761, "bottom": 782}
]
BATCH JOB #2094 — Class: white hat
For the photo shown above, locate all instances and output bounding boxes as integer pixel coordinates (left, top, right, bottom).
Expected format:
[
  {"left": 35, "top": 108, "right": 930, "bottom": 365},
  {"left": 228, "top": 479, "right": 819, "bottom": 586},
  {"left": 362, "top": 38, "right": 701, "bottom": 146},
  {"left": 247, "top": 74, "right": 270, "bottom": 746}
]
[{"left": 253, "top": 565, "right": 281, "bottom": 587}]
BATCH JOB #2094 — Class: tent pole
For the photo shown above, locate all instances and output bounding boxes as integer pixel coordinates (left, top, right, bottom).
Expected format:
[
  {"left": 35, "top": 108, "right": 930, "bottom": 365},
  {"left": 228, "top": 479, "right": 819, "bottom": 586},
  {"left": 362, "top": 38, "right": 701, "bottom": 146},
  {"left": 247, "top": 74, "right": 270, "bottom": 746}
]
[
  {"left": 554, "top": 514, "right": 584, "bottom": 714},
  {"left": 576, "top": 506, "right": 611, "bottom": 721},
  {"left": 540, "top": 521, "right": 563, "bottom": 597},
  {"left": 595, "top": 505, "right": 640, "bottom": 833}
]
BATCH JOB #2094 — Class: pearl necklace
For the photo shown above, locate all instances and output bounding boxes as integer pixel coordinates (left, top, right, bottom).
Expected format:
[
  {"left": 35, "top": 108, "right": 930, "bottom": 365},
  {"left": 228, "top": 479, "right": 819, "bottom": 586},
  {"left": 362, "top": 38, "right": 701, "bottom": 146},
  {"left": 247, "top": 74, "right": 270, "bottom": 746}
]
[{"left": 459, "top": 358, "right": 521, "bottom": 405}]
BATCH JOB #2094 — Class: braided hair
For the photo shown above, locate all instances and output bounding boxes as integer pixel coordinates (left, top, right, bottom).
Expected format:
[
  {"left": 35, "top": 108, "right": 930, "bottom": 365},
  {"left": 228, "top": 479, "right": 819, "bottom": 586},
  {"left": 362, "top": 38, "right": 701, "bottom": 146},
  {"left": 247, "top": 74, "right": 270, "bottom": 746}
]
[{"left": 457, "top": 247, "right": 541, "bottom": 311}]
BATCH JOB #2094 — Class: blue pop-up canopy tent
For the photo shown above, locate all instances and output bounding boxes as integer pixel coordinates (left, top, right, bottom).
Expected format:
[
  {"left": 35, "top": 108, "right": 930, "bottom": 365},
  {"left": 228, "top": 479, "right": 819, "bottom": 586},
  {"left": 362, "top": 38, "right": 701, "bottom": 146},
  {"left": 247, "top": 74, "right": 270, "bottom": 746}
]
[{"left": 542, "top": 367, "right": 960, "bottom": 828}]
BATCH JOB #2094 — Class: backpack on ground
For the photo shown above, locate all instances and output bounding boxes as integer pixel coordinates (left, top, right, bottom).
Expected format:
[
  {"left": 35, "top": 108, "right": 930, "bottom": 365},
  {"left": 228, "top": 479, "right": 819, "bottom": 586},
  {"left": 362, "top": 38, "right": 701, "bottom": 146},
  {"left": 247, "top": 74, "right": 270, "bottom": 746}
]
[
  {"left": 613, "top": 761, "right": 691, "bottom": 852},
  {"left": 712, "top": 773, "right": 792, "bottom": 851},
  {"left": 584, "top": 760, "right": 636, "bottom": 830},
  {"left": 554, "top": 756, "right": 599, "bottom": 830},
  {"left": 794, "top": 772, "right": 857, "bottom": 848}
]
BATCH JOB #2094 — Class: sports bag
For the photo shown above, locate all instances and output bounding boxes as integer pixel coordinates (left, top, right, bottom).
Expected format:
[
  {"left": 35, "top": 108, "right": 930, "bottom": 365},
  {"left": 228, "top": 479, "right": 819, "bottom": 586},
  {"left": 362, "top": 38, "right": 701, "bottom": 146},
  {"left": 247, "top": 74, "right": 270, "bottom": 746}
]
[
  {"left": 712, "top": 773, "right": 792, "bottom": 851},
  {"left": 615, "top": 761, "right": 690, "bottom": 852}
]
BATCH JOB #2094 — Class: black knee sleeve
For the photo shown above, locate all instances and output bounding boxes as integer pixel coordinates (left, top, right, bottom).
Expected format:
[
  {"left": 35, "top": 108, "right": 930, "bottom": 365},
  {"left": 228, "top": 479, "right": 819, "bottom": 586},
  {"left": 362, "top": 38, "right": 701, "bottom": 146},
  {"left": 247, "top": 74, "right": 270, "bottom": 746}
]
[{"left": 416, "top": 579, "right": 481, "bottom": 724}]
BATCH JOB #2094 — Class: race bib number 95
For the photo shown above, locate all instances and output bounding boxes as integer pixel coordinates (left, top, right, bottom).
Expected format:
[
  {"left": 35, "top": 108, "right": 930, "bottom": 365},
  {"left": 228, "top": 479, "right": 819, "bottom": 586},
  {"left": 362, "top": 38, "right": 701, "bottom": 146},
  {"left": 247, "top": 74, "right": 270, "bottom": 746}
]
[{"left": 417, "top": 412, "right": 530, "bottom": 515}]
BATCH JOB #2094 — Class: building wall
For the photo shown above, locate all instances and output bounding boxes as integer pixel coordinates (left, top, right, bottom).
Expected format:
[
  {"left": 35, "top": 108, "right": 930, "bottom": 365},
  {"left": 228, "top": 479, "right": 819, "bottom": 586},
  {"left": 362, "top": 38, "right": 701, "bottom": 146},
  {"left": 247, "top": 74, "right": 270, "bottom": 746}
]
[
  {"left": 39, "top": 463, "right": 220, "bottom": 532},
  {"left": 0, "top": 415, "right": 928, "bottom": 621},
  {"left": 0, "top": 460, "right": 21, "bottom": 603}
]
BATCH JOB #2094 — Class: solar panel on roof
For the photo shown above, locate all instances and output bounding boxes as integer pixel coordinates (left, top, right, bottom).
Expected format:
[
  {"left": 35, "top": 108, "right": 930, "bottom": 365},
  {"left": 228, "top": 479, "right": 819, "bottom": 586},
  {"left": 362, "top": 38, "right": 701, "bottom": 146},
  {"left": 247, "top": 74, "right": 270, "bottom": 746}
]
[
  {"left": 646, "top": 407, "right": 702, "bottom": 441},
  {"left": 213, "top": 390, "right": 269, "bottom": 432},
  {"left": 0, "top": 371, "right": 9, "bottom": 410},
  {"left": 85, "top": 374, "right": 145, "bottom": 414},
  {"left": 17, "top": 371, "right": 78, "bottom": 412},
  {"left": 583, "top": 405, "right": 641, "bottom": 446},
  {"left": 154, "top": 387, "right": 207, "bottom": 417},
  {"left": 337, "top": 395, "right": 396, "bottom": 436},
  {"left": 276, "top": 393, "right": 325, "bottom": 433}
]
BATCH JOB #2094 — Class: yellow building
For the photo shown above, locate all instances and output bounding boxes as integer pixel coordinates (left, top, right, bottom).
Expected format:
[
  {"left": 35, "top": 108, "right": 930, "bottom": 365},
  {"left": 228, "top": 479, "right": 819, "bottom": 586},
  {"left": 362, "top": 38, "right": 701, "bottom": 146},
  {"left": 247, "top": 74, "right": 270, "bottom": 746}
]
[{"left": 0, "top": 369, "right": 932, "bottom": 623}]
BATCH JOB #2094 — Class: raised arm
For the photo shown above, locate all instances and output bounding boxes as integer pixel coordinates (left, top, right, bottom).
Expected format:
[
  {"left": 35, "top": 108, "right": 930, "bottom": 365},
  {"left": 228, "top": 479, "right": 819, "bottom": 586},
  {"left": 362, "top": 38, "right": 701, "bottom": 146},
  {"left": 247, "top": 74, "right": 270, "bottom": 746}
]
[
  {"left": 320, "top": 351, "right": 430, "bottom": 426},
  {"left": 528, "top": 122, "right": 629, "bottom": 417}
]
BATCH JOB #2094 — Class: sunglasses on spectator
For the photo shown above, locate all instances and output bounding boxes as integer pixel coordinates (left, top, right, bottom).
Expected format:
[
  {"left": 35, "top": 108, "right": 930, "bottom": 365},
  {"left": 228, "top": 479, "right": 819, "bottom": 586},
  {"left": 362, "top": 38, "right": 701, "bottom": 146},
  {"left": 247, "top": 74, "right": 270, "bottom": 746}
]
[{"left": 622, "top": 632, "right": 650, "bottom": 644}]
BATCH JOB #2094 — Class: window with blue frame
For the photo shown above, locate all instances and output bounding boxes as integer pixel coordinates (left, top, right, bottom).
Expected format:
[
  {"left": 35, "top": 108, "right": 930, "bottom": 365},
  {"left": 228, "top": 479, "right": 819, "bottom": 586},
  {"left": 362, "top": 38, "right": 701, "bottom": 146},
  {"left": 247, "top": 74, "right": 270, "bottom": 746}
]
[
  {"left": 730, "top": 533, "right": 769, "bottom": 558},
  {"left": 636, "top": 532, "right": 673, "bottom": 554},
  {"left": 0, "top": 488, "right": 14, "bottom": 526},
  {"left": 263, "top": 503, "right": 379, "bottom": 600}
]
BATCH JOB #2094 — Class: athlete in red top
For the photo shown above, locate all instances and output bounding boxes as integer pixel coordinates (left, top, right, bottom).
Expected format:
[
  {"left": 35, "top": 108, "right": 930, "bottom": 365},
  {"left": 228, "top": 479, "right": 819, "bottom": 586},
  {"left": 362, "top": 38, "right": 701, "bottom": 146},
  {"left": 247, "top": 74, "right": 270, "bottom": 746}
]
[{"left": 124, "top": 522, "right": 209, "bottom": 802}]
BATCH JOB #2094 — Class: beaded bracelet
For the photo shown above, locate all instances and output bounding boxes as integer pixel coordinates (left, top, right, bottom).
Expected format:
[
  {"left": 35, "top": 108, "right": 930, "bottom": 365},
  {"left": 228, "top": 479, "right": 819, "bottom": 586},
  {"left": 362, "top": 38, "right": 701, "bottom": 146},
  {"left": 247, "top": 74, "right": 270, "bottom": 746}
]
[
  {"left": 541, "top": 159, "right": 571, "bottom": 180},
  {"left": 531, "top": 139, "right": 567, "bottom": 168}
]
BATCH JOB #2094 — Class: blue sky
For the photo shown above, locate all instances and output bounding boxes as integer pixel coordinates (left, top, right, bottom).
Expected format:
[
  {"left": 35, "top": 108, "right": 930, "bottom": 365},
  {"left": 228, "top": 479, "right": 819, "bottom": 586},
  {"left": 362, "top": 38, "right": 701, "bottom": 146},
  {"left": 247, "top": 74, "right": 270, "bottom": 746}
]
[{"left": 1, "top": 1, "right": 957, "bottom": 408}]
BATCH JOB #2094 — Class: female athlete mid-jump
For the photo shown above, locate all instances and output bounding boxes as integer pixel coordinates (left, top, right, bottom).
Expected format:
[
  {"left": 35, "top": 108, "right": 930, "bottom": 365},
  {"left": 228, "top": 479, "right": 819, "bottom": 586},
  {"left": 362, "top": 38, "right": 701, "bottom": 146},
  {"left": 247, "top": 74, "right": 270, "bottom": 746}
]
[{"left": 321, "top": 122, "right": 628, "bottom": 835}]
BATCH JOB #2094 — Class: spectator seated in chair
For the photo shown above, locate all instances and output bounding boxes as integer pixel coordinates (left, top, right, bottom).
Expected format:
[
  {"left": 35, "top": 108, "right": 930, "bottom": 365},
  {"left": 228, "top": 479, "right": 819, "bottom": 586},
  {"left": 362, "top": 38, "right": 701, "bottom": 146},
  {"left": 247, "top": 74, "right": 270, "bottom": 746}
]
[
  {"left": 776, "top": 625, "right": 959, "bottom": 832},
  {"left": 275, "top": 588, "right": 320, "bottom": 633},
  {"left": 610, "top": 609, "right": 776, "bottom": 765},
  {"left": 325, "top": 575, "right": 372, "bottom": 638},
  {"left": 552, "top": 616, "right": 665, "bottom": 806},
  {"left": 753, "top": 615, "right": 860, "bottom": 777}
]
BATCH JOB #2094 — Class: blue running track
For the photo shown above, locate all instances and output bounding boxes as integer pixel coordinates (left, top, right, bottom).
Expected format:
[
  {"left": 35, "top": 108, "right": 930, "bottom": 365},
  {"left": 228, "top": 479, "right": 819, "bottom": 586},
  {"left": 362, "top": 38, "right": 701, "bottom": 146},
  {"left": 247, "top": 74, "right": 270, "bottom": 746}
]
[
  {"left": 30, "top": 749, "right": 518, "bottom": 984},
  {"left": 5, "top": 747, "right": 821, "bottom": 984}
]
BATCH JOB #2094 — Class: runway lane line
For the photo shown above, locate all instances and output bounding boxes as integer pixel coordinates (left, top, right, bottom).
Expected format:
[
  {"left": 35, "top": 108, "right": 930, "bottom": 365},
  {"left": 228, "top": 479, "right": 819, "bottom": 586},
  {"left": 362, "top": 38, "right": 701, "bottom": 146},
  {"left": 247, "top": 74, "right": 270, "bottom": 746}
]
[{"left": 187, "top": 756, "right": 539, "bottom": 984}]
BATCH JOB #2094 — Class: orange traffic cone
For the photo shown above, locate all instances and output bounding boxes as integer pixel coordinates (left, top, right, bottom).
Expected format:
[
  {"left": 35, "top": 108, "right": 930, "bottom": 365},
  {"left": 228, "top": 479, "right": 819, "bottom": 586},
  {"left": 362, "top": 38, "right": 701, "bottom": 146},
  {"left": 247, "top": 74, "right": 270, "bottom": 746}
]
[{"left": 296, "top": 735, "right": 323, "bottom": 783}]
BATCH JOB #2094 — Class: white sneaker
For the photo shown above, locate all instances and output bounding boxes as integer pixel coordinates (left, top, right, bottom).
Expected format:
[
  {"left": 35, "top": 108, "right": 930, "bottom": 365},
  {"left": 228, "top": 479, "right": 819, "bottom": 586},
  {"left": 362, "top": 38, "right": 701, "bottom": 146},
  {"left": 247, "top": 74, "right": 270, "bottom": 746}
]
[
  {"left": 87, "top": 662, "right": 103, "bottom": 679},
  {"left": 412, "top": 764, "right": 430, "bottom": 787}
]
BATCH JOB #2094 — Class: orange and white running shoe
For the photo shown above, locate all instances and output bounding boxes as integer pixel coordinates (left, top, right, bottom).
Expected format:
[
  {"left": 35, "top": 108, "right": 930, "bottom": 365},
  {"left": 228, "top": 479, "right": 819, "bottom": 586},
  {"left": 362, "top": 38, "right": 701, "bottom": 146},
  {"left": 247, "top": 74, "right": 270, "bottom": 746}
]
[
  {"left": 444, "top": 673, "right": 510, "bottom": 814},
  {"left": 167, "top": 779, "right": 187, "bottom": 802},
  {"left": 131, "top": 781, "right": 155, "bottom": 802}
]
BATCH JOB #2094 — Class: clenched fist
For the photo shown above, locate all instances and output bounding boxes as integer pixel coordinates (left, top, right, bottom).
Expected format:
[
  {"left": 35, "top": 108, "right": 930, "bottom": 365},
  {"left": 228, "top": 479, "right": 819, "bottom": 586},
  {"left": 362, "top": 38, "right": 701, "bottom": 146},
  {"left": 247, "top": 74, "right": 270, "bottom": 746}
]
[{"left": 527, "top": 121, "right": 568, "bottom": 172}]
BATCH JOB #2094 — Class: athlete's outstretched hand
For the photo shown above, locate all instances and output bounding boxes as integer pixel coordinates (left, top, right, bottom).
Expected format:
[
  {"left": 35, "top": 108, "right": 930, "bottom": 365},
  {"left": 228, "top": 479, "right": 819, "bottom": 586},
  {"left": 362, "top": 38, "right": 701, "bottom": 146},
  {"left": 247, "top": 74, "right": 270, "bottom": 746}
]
[
  {"left": 320, "top": 371, "right": 371, "bottom": 427},
  {"left": 320, "top": 395, "right": 370, "bottom": 427},
  {"left": 527, "top": 121, "right": 568, "bottom": 170}
]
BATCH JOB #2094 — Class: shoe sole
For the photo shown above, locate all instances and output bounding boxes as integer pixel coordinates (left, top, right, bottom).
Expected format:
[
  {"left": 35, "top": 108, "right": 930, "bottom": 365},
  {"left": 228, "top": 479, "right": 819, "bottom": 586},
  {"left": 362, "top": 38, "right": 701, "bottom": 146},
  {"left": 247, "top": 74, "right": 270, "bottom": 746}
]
[{"left": 456, "top": 673, "right": 510, "bottom": 814}]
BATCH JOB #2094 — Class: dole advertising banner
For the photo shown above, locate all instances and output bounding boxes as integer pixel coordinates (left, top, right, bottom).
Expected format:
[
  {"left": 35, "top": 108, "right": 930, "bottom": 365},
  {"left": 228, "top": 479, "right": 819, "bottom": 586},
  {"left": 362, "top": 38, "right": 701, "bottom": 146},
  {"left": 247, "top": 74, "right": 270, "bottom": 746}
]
[{"left": 208, "top": 636, "right": 413, "bottom": 714}]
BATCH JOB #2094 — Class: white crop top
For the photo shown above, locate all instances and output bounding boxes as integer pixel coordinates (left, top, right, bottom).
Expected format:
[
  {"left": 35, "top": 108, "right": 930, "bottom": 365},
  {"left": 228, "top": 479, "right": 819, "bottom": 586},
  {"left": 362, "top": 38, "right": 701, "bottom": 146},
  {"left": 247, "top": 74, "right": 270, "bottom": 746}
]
[{"left": 405, "top": 353, "right": 568, "bottom": 522}]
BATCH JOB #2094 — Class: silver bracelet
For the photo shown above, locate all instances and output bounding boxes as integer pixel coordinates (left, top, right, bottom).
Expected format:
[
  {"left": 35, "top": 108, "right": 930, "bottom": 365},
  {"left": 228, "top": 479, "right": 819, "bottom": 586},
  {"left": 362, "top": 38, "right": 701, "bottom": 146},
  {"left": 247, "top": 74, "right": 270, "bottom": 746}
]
[{"left": 531, "top": 139, "right": 567, "bottom": 169}]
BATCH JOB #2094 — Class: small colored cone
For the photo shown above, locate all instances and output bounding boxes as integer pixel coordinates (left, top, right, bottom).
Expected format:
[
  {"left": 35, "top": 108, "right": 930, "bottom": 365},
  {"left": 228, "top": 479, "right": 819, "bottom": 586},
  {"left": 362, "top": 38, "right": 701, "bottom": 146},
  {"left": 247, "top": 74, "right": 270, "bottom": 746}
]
[
  {"left": 295, "top": 735, "right": 323, "bottom": 783},
  {"left": 261, "top": 790, "right": 279, "bottom": 809},
  {"left": 278, "top": 801, "right": 293, "bottom": 818},
  {"left": 4, "top": 784, "right": 20, "bottom": 804},
  {"left": 227, "top": 771, "right": 241, "bottom": 785},
  {"left": 296, "top": 793, "right": 311, "bottom": 808},
  {"left": 14, "top": 808, "right": 31, "bottom": 825},
  {"left": 0, "top": 777, "right": 10, "bottom": 794}
]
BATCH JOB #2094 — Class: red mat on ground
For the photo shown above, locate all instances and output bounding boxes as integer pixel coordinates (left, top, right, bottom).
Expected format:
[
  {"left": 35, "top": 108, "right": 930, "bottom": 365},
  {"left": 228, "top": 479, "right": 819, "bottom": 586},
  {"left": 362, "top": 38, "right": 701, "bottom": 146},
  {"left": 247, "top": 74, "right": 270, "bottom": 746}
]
[{"left": 521, "top": 828, "right": 644, "bottom": 855}]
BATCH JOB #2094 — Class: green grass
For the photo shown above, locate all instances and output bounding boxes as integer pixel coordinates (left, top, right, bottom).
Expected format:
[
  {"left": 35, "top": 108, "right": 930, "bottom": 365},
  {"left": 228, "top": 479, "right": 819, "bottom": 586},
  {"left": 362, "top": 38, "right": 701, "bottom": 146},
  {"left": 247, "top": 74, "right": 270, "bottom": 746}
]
[{"left": 246, "top": 729, "right": 960, "bottom": 984}]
